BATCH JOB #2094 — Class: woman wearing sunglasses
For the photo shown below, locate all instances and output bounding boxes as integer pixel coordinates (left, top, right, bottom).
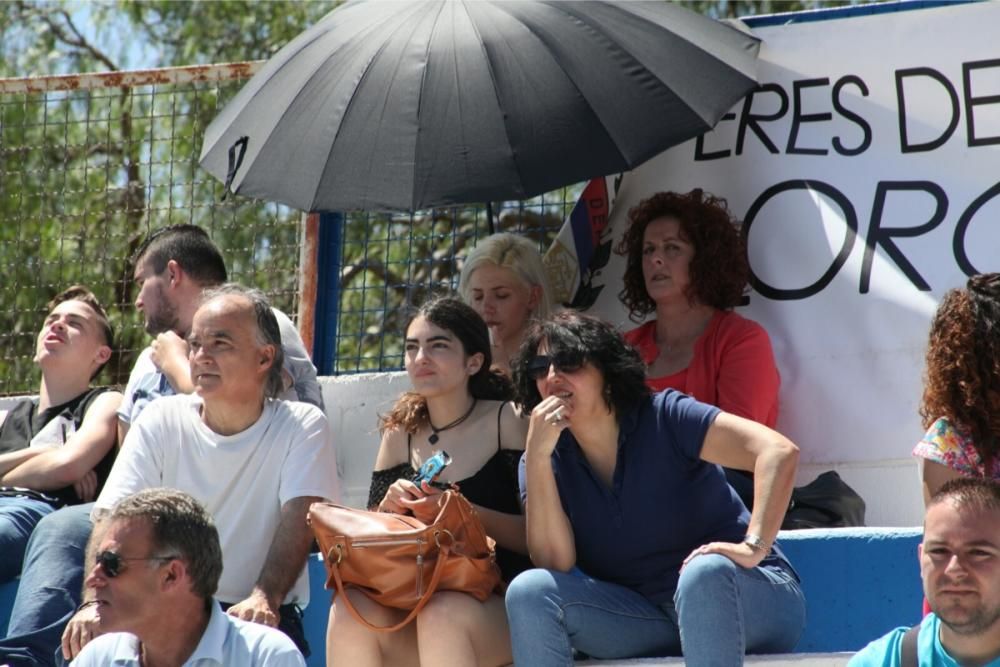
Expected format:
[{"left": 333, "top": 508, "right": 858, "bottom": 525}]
[
  {"left": 505, "top": 311, "right": 805, "bottom": 666},
  {"left": 616, "top": 190, "right": 780, "bottom": 509},
  {"left": 326, "top": 297, "right": 531, "bottom": 667}
]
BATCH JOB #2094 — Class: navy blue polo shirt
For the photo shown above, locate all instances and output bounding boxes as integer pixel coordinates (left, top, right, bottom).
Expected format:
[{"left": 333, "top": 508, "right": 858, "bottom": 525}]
[{"left": 529, "top": 390, "right": 752, "bottom": 605}]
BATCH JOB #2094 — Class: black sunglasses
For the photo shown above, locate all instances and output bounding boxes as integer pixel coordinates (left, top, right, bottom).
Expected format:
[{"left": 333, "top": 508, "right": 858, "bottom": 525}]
[
  {"left": 527, "top": 351, "right": 585, "bottom": 381},
  {"left": 95, "top": 550, "right": 176, "bottom": 578}
]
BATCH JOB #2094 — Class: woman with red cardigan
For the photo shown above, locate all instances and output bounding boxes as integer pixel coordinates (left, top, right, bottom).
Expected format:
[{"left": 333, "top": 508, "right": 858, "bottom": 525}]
[{"left": 617, "top": 189, "right": 780, "bottom": 508}]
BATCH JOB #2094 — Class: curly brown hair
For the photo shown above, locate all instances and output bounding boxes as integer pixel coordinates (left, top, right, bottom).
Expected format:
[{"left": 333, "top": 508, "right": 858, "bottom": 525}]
[
  {"left": 920, "top": 273, "right": 1000, "bottom": 469},
  {"left": 615, "top": 189, "right": 749, "bottom": 321}
]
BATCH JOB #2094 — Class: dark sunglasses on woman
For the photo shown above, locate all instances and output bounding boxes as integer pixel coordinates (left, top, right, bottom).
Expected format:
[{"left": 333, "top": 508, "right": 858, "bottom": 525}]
[{"left": 527, "top": 350, "right": 585, "bottom": 381}]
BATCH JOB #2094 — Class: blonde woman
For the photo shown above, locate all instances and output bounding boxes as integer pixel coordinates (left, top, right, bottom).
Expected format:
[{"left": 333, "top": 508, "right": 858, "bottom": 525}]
[{"left": 459, "top": 233, "right": 553, "bottom": 376}]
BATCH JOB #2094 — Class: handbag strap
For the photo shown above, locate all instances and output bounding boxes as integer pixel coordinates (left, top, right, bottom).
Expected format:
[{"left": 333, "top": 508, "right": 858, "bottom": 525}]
[
  {"left": 330, "top": 544, "right": 453, "bottom": 633},
  {"left": 900, "top": 623, "right": 920, "bottom": 667}
]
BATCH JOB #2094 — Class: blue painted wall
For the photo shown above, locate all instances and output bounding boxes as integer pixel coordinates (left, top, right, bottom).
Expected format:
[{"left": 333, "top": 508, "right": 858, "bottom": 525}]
[{"left": 778, "top": 527, "right": 922, "bottom": 652}]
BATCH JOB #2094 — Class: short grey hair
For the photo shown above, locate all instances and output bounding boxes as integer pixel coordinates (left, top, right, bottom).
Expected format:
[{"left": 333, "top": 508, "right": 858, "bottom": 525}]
[
  {"left": 200, "top": 283, "right": 285, "bottom": 398},
  {"left": 107, "top": 488, "right": 222, "bottom": 601}
]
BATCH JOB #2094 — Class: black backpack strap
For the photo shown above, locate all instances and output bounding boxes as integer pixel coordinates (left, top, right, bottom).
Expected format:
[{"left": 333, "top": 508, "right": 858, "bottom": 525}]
[{"left": 900, "top": 624, "right": 920, "bottom": 667}]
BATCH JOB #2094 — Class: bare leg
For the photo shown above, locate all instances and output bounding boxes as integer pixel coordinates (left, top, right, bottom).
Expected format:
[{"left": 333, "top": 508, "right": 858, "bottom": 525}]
[
  {"left": 417, "top": 592, "right": 512, "bottom": 667},
  {"left": 326, "top": 589, "right": 419, "bottom": 667}
]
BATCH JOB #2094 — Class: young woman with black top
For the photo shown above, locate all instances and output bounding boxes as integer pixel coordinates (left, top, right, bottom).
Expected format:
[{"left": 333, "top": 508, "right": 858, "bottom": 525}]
[{"left": 326, "top": 297, "right": 530, "bottom": 667}]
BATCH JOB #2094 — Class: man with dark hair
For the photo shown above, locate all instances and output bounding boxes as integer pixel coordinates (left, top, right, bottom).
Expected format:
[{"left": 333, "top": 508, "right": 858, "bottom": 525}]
[
  {"left": 0, "top": 286, "right": 121, "bottom": 584},
  {"left": 121, "top": 224, "right": 323, "bottom": 439},
  {"left": 851, "top": 477, "right": 1000, "bottom": 666},
  {"left": 72, "top": 488, "right": 304, "bottom": 667},
  {"left": 0, "top": 226, "right": 327, "bottom": 667}
]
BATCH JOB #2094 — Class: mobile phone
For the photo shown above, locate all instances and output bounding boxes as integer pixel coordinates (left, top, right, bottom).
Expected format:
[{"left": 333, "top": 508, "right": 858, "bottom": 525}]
[{"left": 413, "top": 450, "right": 452, "bottom": 486}]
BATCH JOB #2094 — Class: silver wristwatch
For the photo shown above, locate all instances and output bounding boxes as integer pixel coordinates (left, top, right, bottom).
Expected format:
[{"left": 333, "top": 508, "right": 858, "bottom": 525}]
[{"left": 743, "top": 534, "right": 770, "bottom": 553}]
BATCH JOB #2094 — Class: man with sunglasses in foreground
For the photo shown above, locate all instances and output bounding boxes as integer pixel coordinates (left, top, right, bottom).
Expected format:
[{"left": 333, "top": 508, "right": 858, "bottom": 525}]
[{"left": 71, "top": 488, "right": 304, "bottom": 666}]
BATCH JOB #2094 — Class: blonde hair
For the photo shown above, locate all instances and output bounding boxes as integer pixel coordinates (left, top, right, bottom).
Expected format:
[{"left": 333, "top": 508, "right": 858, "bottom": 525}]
[{"left": 458, "top": 233, "right": 553, "bottom": 319}]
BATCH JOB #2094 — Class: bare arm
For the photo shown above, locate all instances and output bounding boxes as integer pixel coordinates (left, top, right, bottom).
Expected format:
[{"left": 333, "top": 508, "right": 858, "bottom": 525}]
[
  {"left": 226, "top": 496, "right": 320, "bottom": 626},
  {"left": 524, "top": 396, "right": 576, "bottom": 571},
  {"left": 475, "top": 506, "right": 527, "bottom": 554},
  {"left": 695, "top": 412, "right": 799, "bottom": 568},
  {"left": 1, "top": 392, "right": 122, "bottom": 490},
  {"left": 921, "top": 459, "right": 964, "bottom": 506},
  {"left": 476, "top": 401, "right": 530, "bottom": 554},
  {"left": 151, "top": 332, "right": 194, "bottom": 394},
  {"left": 61, "top": 513, "right": 109, "bottom": 660},
  {"left": 0, "top": 448, "right": 49, "bottom": 478}
]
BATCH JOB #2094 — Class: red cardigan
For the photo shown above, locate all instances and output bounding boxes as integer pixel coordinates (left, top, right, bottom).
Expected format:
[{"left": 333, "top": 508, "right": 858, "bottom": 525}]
[{"left": 623, "top": 311, "right": 780, "bottom": 428}]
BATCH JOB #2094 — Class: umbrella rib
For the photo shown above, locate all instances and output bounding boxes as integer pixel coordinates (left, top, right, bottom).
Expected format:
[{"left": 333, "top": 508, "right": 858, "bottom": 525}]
[
  {"left": 461, "top": 1, "right": 528, "bottom": 198},
  {"left": 552, "top": 0, "right": 757, "bottom": 124},
  {"left": 312, "top": 3, "right": 436, "bottom": 210},
  {"left": 409, "top": 1, "right": 449, "bottom": 209},
  {"left": 485, "top": 1, "right": 629, "bottom": 170}
]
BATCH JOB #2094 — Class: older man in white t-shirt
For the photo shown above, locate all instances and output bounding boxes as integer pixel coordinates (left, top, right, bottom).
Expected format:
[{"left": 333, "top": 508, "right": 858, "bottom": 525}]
[{"left": 61, "top": 285, "right": 339, "bottom": 662}]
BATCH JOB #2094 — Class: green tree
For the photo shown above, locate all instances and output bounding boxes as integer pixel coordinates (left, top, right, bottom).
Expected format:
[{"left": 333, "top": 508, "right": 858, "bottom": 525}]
[{"left": 0, "top": 1, "right": 336, "bottom": 393}]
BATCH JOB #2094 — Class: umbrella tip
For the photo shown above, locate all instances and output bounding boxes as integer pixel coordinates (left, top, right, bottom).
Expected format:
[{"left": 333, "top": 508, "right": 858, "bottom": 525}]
[{"left": 222, "top": 136, "right": 249, "bottom": 201}]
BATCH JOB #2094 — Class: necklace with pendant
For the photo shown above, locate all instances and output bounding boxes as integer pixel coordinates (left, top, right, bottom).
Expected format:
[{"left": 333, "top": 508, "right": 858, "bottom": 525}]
[{"left": 428, "top": 399, "right": 477, "bottom": 445}]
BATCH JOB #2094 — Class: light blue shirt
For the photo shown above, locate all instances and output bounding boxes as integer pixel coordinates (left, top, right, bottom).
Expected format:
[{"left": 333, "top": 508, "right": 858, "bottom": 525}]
[
  {"left": 850, "top": 613, "right": 1000, "bottom": 667},
  {"left": 70, "top": 601, "right": 305, "bottom": 666}
]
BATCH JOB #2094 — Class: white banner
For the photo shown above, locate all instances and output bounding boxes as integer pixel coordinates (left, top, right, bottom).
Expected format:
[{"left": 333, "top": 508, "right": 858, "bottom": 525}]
[{"left": 590, "top": 2, "right": 1000, "bottom": 465}]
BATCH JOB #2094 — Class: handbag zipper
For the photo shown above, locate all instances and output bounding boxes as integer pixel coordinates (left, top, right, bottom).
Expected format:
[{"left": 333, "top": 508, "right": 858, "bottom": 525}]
[
  {"left": 351, "top": 538, "right": 425, "bottom": 548},
  {"left": 348, "top": 537, "right": 427, "bottom": 598}
]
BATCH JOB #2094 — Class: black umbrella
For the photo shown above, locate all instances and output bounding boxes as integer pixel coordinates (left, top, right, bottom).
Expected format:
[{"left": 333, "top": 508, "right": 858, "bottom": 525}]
[{"left": 199, "top": 0, "right": 760, "bottom": 213}]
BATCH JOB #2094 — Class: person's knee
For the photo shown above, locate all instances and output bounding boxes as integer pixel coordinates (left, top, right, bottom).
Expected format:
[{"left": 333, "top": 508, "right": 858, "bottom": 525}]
[
  {"left": 28, "top": 505, "right": 91, "bottom": 550},
  {"left": 676, "top": 553, "right": 737, "bottom": 601},
  {"left": 506, "top": 568, "right": 571, "bottom": 630},
  {"left": 505, "top": 568, "right": 558, "bottom": 616},
  {"left": 417, "top": 592, "right": 469, "bottom": 632},
  {"left": 328, "top": 589, "right": 399, "bottom": 639}
]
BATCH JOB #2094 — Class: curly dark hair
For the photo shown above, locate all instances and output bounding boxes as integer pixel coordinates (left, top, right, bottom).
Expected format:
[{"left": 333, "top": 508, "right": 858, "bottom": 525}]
[
  {"left": 616, "top": 189, "right": 749, "bottom": 321},
  {"left": 920, "top": 273, "right": 1000, "bottom": 469},
  {"left": 511, "top": 311, "right": 649, "bottom": 416},
  {"left": 380, "top": 297, "right": 513, "bottom": 434}
]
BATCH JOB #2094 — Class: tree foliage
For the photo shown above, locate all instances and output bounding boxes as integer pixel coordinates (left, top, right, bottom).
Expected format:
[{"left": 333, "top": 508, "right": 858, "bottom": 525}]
[{"left": 0, "top": 1, "right": 336, "bottom": 393}]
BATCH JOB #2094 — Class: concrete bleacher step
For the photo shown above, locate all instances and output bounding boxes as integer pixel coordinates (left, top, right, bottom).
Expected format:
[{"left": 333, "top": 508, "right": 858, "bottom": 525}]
[{"left": 579, "top": 655, "right": 851, "bottom": 666}]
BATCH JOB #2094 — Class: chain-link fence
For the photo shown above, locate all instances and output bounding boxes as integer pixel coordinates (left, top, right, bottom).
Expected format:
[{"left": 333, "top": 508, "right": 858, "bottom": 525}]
[
  {"left": 334, "top": 194, "right": 578, "bottom": 375},
  {"left": 0, "top": 63, "right": 304, "bottom": 394},
  {"left": 0, "top": 63, "right": 581, "bottom": 392}
]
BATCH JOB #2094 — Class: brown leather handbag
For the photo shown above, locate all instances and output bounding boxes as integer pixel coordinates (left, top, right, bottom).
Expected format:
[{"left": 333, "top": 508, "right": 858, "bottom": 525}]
[{"left": 307, "top": 490, "right": 503, "bottom": 632}]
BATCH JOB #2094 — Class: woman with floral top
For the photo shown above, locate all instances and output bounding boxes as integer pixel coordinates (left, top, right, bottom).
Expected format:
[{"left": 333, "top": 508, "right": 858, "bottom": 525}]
[{"left": 915, "top": 273, "right": 1000, "bottom": 502}]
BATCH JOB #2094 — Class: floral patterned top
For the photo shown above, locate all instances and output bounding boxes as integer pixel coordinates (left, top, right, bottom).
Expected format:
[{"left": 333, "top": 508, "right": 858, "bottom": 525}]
[{"left": 913, "top": 417, "right": 1000, "bottom": 478}]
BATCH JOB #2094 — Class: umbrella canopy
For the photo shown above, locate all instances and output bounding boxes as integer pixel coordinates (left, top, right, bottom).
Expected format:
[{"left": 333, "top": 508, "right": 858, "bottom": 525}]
[{"left": 199, "top": 0, "right": 760, "bottom": 212}]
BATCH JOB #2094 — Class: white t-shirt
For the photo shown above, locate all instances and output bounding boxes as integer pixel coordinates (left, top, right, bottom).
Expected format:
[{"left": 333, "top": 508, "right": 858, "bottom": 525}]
[
  {"left": 70, "top": 600, "right": 305, "bottom": 667},
  {"left": 96, "top": 394, "right": 339, "bottom": 604}
]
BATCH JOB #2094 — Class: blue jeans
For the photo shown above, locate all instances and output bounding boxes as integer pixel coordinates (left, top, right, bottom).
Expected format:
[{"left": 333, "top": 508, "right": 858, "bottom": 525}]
[
  {"left": 0, "top": 502, "right": 93, "bottom": 667},
  {"left": 505, "top": 554, "right": 806, "bottom": 666},
  {"left": 0, "top": 496, "right": 57, "bottom": 584}
]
